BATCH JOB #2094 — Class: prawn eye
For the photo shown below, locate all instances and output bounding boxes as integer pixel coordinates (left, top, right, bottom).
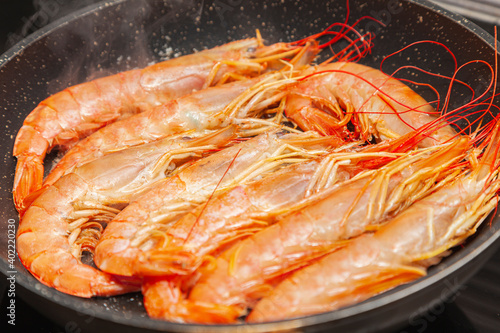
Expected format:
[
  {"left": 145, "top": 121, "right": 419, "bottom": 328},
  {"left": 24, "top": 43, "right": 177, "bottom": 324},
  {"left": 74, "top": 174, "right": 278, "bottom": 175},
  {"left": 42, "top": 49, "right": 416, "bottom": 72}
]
[{"left": 246, "top": 47, "right": 257, "bottom": 53}]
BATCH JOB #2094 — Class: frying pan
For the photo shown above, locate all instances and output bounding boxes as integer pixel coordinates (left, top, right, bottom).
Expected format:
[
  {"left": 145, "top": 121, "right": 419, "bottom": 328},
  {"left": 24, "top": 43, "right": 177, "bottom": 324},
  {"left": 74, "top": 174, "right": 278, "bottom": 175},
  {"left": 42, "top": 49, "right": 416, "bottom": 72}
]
[{"left": 1, "top": 0, "right": 499, "bottom": 332}]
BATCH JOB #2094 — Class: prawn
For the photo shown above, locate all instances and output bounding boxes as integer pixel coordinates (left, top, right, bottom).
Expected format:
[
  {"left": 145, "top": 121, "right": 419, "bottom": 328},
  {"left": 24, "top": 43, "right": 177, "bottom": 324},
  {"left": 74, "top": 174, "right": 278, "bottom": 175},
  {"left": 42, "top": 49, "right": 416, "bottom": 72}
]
[
  {"left": 282, "top": 62, "right": 457, "bottom": 147},
  {"left": 186, "top": 134, "right": 469, "bottom": 323},
  {"left": 248, "top": 119, "right": 500, "bottom": 322},
  {"left": 140, "top": 124, "right": 435, "bottom": 280},
  {"left": 94, "top": 130, "right": 344, "bottom": 278},
  {"left": 140, "top": 132, "right": 426, "bottom": 323},
  {"left": 13, "top": 33, "right": 323, "bottom": 214},
  {"left": 34, "top": 63, "right": 315, "bottom": 211},
  {"left": 16, "top": 126, "right": 237, "bottom": 297}
]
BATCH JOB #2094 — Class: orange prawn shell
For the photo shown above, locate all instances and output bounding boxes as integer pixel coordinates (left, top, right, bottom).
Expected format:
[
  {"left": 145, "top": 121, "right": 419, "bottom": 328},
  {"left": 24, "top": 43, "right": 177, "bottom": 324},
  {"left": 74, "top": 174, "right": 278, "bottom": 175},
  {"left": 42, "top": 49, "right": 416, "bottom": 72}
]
[{"left": 285, "top": 62, "right": 455, "bottom": 146}]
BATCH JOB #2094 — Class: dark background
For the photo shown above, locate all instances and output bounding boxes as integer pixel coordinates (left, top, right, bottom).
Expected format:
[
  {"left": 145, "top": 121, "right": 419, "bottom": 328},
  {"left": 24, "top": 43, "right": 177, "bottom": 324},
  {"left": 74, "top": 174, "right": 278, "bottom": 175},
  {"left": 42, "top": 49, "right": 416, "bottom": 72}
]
[
  {"left": 0, "top": 1, "right": 499, "bottom": 332},
  {"left": 0, "top": 0, "right": 102, "bottom": 54}
]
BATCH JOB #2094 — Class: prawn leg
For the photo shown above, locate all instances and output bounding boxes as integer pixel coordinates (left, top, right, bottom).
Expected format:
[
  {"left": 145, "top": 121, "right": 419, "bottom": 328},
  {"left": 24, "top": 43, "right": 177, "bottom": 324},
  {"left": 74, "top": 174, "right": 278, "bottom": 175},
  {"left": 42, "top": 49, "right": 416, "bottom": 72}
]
[{"left": 138, "top": 136, "right": 415, "bottom": 278}]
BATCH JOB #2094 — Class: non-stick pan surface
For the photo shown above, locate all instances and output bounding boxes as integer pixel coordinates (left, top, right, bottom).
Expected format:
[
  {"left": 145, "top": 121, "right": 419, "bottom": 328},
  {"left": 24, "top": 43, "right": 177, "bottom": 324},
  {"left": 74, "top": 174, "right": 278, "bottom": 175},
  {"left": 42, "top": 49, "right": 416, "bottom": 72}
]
[{"left": 1, "top": 0, "right": 499, "bottom": 332}]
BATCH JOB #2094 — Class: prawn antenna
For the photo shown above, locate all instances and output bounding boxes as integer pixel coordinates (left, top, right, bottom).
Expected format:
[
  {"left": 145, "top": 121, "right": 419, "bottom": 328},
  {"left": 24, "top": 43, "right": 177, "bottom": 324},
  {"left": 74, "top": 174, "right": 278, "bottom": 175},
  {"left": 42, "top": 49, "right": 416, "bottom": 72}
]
[
  {"left": 183, "top": 148, "right": 243, "bottom": 243},
  {"left": 380, "top": 39, "right": 499, "bottom": 142},
  {"left": 291, "top": 0, "right": 381, "bottom": 64}
]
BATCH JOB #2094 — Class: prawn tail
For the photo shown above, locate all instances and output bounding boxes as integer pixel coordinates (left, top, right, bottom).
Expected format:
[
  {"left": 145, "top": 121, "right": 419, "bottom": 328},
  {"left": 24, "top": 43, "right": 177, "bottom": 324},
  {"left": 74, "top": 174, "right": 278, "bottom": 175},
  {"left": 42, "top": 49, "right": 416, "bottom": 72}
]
[
  {"left": 17, "top": 204, "right": 139, "bottom": 297},
  {"left": 13, "top": 126, "right": 50, "bottom": 215},
  {"left": 13, "top": 154, "right": 44, "bottom": 215},
  {"left": 143, "top": 278, "right": 242, "bottom": 324}
]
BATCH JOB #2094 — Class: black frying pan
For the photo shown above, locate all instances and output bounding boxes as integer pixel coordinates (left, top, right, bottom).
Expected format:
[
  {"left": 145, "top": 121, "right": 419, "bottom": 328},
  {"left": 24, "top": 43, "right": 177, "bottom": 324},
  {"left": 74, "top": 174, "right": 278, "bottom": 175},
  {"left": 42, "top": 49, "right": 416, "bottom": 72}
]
[{"left": 1, "top": 0, "right": 500, "bottom": 332}]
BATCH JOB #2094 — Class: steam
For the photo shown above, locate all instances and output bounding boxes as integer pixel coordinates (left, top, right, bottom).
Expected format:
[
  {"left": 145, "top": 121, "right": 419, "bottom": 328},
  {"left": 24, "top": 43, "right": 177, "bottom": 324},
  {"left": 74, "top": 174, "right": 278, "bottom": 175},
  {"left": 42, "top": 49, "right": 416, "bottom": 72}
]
[
  {"left": 5, "top": 0, "right": 101, "bottom": 51},
  {"left": 43, "top": 0, "right": 149, "bottom": 92},
  {"left": 9, "top": 0, "right": 203, "bottom": 95}
]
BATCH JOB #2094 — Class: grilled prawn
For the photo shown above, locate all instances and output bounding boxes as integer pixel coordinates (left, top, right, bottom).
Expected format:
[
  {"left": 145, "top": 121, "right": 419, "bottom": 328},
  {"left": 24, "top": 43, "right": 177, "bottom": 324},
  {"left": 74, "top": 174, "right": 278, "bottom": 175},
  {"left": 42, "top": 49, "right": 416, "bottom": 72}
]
[
  {"left": 283, "top": 62, "right": 457, "bottom": 147},
  {"left": 16, "top": 126, "right": 236, "bottom": 297},
  {"left": 94, "top": 130, "right": 344, "bottom": 277},
  {"left": 248, "top": 121, "right": 500, "bottom": 322},
  {"left": 140, "top": 132, "right": 428, "bottom": 323},
  {"left": 13, "top": 35, "right": 321, "bottom": 214},
  {"left": 187, "top": 135, "right": 468, "bottom": 323}
]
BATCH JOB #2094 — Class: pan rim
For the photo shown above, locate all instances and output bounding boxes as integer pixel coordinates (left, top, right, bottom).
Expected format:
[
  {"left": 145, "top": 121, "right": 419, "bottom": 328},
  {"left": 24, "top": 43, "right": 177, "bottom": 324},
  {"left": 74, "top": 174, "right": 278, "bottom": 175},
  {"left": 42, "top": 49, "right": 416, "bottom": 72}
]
[
  {"left": 1, "top": 0, "right": 500, "bottom": 331},
  {"left": 0, "top": 0, "right": 127, "bottom": 68}
]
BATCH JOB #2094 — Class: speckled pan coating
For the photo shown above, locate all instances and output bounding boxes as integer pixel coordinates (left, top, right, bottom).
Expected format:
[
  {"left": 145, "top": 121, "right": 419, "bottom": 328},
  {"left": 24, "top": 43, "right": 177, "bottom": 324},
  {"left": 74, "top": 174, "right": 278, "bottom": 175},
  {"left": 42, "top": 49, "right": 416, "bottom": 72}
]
[{"left": 0, "top": 0, "right": 499, "bottom": 332}]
